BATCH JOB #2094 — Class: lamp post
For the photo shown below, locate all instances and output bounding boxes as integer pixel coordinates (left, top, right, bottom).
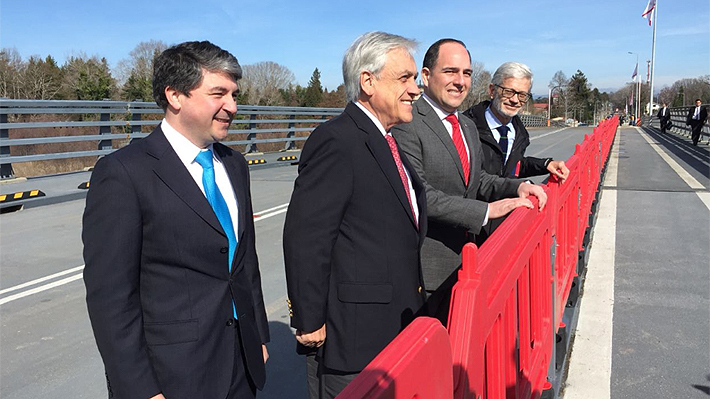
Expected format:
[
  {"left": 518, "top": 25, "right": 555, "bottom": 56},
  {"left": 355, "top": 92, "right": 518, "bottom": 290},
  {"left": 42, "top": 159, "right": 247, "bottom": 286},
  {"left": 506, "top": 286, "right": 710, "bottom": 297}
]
[{"left": 628, "top": 51, "right": 640, "bottom": 121}]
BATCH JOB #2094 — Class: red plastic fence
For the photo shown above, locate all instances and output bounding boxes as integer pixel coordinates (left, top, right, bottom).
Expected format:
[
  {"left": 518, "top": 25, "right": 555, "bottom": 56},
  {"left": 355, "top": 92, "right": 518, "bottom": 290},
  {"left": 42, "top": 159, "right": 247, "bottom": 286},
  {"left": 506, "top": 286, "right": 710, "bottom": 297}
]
[
  {"left": 337, "top": 317, "right": 453, "bottom": 398},
  {"left": 339, "top": 117, "right": 619, "bottom": 399}
]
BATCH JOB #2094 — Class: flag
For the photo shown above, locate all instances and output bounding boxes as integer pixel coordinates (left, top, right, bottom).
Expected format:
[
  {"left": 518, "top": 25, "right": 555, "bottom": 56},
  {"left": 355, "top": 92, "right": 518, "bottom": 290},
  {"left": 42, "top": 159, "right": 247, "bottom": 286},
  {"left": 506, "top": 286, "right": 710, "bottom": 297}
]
[
  {"left": 631, "top": 63, "right": 638, "bottom": 80},
  {"left": 642, "top": 0, "right": 656, "bottom": 26},
  {"left": 629, "top": 90, "right": 633, "bottom": 106}
]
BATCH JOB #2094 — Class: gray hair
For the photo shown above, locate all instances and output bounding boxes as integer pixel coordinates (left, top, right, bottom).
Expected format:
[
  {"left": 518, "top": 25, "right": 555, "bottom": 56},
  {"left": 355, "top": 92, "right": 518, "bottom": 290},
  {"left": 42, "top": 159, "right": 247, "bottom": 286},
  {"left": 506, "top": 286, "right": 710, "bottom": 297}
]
[
  {"left": 153, "top": 41, "right": 242, "bottom": 110},
  {"left": 342, "top": 31, "right": 418, "bottom": 102},
  {"left": 491, "top": 61, "right": 533, "bottom": 90}
]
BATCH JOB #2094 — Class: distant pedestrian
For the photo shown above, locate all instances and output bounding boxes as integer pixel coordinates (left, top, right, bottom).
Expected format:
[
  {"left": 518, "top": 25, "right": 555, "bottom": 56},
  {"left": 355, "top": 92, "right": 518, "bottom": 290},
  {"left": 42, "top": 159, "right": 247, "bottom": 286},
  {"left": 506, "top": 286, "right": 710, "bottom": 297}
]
[
  {"left": 686, "top": 99, "right": 707, "bottom": 145},
  {"left": 657, "top": 102, "right": 671, "bottom": 133}
]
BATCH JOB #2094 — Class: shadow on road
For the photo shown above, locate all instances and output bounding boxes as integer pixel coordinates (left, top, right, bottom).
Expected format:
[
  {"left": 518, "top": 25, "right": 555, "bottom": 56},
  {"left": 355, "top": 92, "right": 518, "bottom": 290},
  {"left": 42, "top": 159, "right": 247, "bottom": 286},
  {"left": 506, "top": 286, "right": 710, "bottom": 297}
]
[{"left": 261, "top": 321, "right": 307, "bottom": 399}]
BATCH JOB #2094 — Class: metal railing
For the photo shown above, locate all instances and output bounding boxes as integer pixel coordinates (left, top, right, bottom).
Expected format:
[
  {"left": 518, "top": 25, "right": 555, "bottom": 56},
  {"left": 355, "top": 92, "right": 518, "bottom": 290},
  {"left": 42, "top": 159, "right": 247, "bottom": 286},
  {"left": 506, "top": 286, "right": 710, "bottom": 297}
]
[
  {"left": 0, "top": 99, "right": 343, "bottom": 179},
  {"left": 645, "top": 104, "right": 710, "bottom": 140},
  {"left": 0, "top": 99, "right": 561, "bottom": 179}
]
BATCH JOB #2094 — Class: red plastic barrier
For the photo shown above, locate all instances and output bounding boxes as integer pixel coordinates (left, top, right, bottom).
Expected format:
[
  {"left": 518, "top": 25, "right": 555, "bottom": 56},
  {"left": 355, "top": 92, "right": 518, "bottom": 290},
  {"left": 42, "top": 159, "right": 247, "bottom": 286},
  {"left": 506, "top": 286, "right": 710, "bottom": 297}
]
[
  {"left": 337, "top": 317, "right": 453, "bottom": 399},
  {"left": 340, "top": 117, "right": 618, "bottom": 399}
]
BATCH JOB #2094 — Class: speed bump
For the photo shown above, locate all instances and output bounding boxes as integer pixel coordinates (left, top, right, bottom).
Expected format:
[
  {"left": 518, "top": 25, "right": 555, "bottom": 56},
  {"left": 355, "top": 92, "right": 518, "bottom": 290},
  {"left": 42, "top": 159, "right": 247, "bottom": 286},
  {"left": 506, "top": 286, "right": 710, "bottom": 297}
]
[
  {"left": 0, "top": 189, "right": 46, "bottom": 203},
  {"left": 247, "top": 159, "right": 267, "bottom": 165},
  {"left": 277, "top": 155, "right": 298, "bottom": 161}
]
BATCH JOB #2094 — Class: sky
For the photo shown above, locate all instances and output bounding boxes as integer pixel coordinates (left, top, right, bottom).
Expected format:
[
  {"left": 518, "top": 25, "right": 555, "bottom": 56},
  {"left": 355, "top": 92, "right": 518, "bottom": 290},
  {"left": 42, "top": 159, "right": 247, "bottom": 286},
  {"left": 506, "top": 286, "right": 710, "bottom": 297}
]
[{"left": 1, "top": 0, "right": 708, "bottom": 96}]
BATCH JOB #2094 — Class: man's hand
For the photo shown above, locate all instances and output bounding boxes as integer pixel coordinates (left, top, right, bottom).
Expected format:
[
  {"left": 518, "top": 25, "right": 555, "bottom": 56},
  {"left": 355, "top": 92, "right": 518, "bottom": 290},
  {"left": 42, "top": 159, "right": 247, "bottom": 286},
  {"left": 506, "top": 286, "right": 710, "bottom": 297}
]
[
  {"left": 262, "top": 344, "right": 269, "bottom": 364},
  {"left": 547, "top": 160, "right": 569, "bottom": 184},
  {"left": 517, "top": 181, "right": 547, "bottom": 211},
  {"left": 149, "top": 394, "right": 165, "bottom": 399},
  {"left": 488, "top": 197, "right": 534, "bottom": 219},
  {"left": 296, "top": 324, "right": 326, "bottom": 348}
]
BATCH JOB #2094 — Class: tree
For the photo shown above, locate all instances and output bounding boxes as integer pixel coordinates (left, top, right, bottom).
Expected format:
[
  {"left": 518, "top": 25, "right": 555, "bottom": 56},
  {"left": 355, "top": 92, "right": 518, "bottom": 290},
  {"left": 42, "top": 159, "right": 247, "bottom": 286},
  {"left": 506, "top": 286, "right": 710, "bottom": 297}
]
[
  {"left": 319, "top": 84, "right": 347, "bottom": 108},
  {"left": 567, "top": 70, "right": 591, "bottom": 122},
  {"left": 240, "top": 61, "right": 295, "bottom": 105},
  {"left": 61, "top": 55, "right": 116, "bottom": 100},
  {"left": 549, "top": 70, "right": 569, "bottom": 120},
  {"left": 460, "top": 61, "right": 490, "bottom": 111},
  {"left": 303, "top": 68, "right": 323, "bottom": 107},
  {"left": 117, "top": 40, "right": 168, "bottom": 101},
  {"left": 0, "top": 48, "right": 25, "bottom": 98},
  {"left": 23, "top": 55, "right": 63, "bottom": 100}
]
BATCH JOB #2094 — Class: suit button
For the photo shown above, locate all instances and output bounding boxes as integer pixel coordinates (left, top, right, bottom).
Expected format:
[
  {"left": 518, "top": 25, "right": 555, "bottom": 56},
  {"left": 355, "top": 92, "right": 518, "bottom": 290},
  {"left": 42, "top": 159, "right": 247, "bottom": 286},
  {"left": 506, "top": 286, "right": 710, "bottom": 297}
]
[
  {"left": 226, "top": 319, "right": 234, "bottom": 326},
  {"left": 220, "top": 247, "right": 228, "bottom": 254},
  {"left": 418, "top": 286, "right": 423, "bottom": 294}
]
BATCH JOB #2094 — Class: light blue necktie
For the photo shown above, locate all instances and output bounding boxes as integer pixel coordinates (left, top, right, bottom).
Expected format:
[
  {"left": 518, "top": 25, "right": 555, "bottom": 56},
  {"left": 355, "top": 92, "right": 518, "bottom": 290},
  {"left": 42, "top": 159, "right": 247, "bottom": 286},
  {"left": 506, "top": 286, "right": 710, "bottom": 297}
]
[{"left": 195, "top": 150, "right": 239, "bottom": 318}]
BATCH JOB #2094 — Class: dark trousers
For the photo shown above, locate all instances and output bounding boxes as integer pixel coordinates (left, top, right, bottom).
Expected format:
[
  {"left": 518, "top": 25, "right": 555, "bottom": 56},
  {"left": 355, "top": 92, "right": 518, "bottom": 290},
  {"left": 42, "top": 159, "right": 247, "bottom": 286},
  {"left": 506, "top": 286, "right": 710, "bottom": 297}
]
[
  {"left": 690, "top": 121, "right": 704, "bottom": 145},
  {"left": 306, "top": 352, "right": 358, "bottom": 399},
  {"left": 227, "top": 320, "right": 257, "bottom": 399}
]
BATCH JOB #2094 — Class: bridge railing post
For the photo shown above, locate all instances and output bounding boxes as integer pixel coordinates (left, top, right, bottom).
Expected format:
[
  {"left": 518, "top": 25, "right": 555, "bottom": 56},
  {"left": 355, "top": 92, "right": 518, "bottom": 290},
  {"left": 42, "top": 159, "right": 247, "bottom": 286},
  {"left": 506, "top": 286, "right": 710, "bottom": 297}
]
[
  {"left": 129, "top": 101, "right": 143, "bottom": 144},
  {"left": 0, "top": 106, "right": 14, "bottom": 179},
  {"left": 245, "top": 113, "right": 258, "bottom": 153},
  {"left": 98, "top": 99, "right": 112, "bottom": 153},
  {"left": 284, "top": 113, "right": 297, "bottom": 151}
]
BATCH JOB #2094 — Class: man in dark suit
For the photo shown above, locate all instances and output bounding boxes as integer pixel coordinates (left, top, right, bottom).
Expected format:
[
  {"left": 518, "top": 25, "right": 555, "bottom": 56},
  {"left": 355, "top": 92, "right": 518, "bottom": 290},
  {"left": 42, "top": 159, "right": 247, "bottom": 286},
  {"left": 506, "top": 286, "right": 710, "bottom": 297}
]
[
  {"left": 83, "top": 41, "right": 269, "bottom": 399},
  {"left": 283, "top": 31, "right": 426, "bottom": 398},
  {"left": 687, "top": 99, "right": 707, "bottom": 145},
  {"left": 392, "top": 39, "right": 547, "bottom": 325},
  {"left": 657, "top": 102, "right": 671, "bottom": 133},
  {"left": 462, "top": 61, "right": 569, "bottom": 244}
]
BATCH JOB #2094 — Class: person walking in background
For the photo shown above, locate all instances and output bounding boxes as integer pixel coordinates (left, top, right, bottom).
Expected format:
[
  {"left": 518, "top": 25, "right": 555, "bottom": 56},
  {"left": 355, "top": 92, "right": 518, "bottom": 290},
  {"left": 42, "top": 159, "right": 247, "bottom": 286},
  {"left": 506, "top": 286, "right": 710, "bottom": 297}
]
[
  {"left": 687, "top": 99, "right": 707, "bottom": 145},
  {"left": 283, "top": 32, "right": 427, "bottom": 398},
  {"left": 83, "top": 41, "right": 269, "bottom": 399},
  {"left": 657, "top": 102, "right": 671, "bottom": 133},
  {"left": 392, "top": 39, "right": 547, "bottom": 325}
]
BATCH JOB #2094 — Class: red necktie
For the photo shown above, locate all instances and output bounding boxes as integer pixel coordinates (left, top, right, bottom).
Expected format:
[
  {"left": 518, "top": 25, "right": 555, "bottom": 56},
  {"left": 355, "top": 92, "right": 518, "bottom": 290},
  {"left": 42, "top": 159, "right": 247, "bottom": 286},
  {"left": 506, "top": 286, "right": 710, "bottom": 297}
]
[
  {"left": 444, "top": 114, "right": 469, "bottom": 184},
  {"left": 385, "top": 134, "right": 418, "bottom": 228}
]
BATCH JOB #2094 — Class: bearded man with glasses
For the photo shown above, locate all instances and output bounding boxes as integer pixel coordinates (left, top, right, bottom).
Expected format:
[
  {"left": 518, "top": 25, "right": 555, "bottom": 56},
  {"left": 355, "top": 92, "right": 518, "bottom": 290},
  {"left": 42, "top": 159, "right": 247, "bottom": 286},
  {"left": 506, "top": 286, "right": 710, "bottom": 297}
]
[{"left": 463, "top": 62, "right": 569, "bottom": 243}]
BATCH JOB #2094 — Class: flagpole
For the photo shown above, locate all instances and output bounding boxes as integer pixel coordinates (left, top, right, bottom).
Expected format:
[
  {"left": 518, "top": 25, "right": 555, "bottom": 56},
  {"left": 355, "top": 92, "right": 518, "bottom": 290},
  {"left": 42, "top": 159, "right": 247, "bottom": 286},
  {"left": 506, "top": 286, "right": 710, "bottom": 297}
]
[{"left": 649, "top": 0, "right": 658, "bottom": 115}]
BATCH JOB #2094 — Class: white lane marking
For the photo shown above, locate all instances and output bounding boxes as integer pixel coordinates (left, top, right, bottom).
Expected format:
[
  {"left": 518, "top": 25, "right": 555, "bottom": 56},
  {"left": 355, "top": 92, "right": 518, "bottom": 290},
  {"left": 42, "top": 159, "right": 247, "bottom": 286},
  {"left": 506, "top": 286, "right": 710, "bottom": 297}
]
[
  {"left": 636, "top": 127, "right": 705, "bottom": 190},
  {"left": 0, "top": 203, "right": 291, "bottom": 306},
  {"left": 0, "top": 265, "right": 85, "bottom": 295},
  {"left": 564, "top": 129, "right": 619, "bottom": 399},
  {"left": 0, "top": 274, "right": 84, "bottom": 306},
  {"left": 265, "top": 294, "right": 288, "bottom": 317},
  {"left": 696, "top": 192, "right": 710, "bottom": 212},
  {"left": 529, "top": 127, "right": 569, "bottom": 141}
]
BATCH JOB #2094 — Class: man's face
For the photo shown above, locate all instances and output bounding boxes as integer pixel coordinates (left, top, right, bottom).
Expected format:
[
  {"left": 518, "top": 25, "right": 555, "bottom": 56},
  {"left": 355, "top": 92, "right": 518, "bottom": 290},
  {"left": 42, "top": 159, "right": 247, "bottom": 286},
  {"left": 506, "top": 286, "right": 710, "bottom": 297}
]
[
  {"left": 367, "top": 48, "right": 420, "bottom": 131},
  {"left": 489, "top": 76, "right": 532, "bottom": 121},
  {"left": 170, "top": 70, "right": 239, "bottom": 148},
  {"left": 696, "top": 100, "right": 702, "bottom": 107},
  {"left": 422, "top": 42, "right": 472, "bottom": 113}
]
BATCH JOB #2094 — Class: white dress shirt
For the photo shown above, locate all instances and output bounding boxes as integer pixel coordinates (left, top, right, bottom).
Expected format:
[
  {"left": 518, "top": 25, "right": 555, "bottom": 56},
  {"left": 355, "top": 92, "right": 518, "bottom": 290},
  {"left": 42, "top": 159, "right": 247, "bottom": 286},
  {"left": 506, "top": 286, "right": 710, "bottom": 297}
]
[
  {"left": 354, "top": 101, "right": 419, "bottom": 222},
  {"left": 484, "top": 106, "right": 516, "bottom": 163},
  {"left": 161, "top": 119, "right": 240, "bottom": 236}
]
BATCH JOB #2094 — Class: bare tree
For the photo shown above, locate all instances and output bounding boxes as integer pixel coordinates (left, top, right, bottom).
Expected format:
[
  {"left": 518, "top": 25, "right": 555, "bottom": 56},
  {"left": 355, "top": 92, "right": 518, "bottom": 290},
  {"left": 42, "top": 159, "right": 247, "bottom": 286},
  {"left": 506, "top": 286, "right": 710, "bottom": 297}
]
[
  {"left": 240, "top": 61, "right": 295, "bottom": 106},
  {"left": 460, "top": 60, "right": 490, "bottom": 111},
  {"left": 549, "top": 70, "right": 569, "bottom": 120},
  {"left": 0, "top": 48, "right": 25, "bottom": 98}
]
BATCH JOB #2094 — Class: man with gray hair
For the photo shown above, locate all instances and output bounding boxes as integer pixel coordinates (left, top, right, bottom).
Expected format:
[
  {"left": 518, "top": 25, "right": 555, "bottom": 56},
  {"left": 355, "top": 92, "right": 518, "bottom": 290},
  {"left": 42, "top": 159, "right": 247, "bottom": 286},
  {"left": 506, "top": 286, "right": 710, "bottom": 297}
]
[
  {"left": 284, "top": 31, "right": 426, "bottom": 398},
  {"left": 463, "top": 61, "right": 569, "bottom": 241},
  {"left": 84, "top": 41, "right": 269, "bottom": 399}
]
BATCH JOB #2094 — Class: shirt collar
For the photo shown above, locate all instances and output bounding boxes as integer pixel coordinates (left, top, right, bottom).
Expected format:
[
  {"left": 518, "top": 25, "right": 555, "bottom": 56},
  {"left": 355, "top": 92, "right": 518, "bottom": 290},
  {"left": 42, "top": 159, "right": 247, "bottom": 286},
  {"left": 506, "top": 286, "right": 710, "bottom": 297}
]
[
  {"left": 421, "top": 92, "right": 458, "bottom": 121},
  {"left": 354, "top": 101, "right": 389, "bottom": 137},
  {"left": 161, "top": 118, "right": 216, "bottom": 165}
]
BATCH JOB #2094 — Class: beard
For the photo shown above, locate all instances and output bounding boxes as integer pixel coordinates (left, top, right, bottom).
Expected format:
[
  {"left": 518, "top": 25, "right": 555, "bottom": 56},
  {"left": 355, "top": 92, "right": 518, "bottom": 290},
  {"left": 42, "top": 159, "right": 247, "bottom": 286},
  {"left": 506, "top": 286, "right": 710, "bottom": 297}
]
[{"left": 491, "top": 95, "right": 522, "bottom": 120}]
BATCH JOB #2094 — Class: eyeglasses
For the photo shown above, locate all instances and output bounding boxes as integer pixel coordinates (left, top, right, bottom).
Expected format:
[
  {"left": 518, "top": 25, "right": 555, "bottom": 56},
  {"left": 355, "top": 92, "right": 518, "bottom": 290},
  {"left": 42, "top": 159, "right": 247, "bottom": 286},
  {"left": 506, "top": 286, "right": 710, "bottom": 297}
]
[{"left": 494, "top": 84, "right": 532, "bottom": 103}]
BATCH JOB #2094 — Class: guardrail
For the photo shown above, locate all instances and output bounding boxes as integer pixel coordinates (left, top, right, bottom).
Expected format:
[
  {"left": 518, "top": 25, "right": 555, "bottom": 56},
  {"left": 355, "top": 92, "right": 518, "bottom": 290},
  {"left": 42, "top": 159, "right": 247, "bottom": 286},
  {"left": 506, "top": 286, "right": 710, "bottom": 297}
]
[
  {"left": 0, "top": 99, "right": 559, "bottom": 180},
  {"left": 646, "top": 104, "right": 710, "bottom": 140},
  {"left": 0, "top": 99, "right": 343, "bottom": 179},
  {"left": 339, "top": 116, "right": 619, "bottom": 399}
]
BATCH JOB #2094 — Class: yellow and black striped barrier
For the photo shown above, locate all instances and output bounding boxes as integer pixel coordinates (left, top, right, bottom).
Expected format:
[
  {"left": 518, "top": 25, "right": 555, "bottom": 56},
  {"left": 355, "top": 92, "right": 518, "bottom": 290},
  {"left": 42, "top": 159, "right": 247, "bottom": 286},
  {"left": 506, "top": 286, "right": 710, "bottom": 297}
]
[
  {"left": 247, "top": 159, "right": 267, "bottom": 165},
  {"left": 78, "top": 182, "right": 90, "bottom": 189},
  {"left": 277, "top": 155, "right": 298, "bottom": 162},
  {"left": 0, "top": 189, "right": 46, "bottom": 203}
]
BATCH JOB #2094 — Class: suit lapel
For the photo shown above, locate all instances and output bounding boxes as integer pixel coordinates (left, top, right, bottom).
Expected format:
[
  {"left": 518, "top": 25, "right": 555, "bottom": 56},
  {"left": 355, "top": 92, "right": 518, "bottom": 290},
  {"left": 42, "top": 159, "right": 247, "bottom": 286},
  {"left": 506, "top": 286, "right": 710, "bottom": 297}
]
[
  {"left": 214, "top": 144, "right": 249, "bottom": 274},
  {"left": 416, "top": 100, "right": 467, "bottom": 185},
  {"left": 347, "top": 104, "right": 419, "bottom": 229},
  {"left": 147, "top": 126, "right": 226, "bottom": 237}
]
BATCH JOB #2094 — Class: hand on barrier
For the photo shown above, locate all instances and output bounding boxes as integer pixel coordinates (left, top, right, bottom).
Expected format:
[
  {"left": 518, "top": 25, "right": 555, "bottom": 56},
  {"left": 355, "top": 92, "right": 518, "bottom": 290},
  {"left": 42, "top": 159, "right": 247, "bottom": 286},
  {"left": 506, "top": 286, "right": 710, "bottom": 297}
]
[
  {"left": 488, "top": 197, "right": 534, "bottom": 219},
  {"left": 517, "top": 181, "right": 547, "bottom": 211},
  {"left": 296, "top": 324, "right": 326, "bottom": 348},
  {"left": 262, "top": 344, "right": 269, "bottom": 364},
  {"left": 547, "top": 160, "right": 569, "bottom": 184}
]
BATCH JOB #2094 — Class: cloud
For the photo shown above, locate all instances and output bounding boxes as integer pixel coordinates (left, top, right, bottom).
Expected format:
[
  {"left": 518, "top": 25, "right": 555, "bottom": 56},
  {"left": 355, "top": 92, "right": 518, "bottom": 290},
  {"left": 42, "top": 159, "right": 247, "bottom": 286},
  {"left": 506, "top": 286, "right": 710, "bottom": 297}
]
[{"left": 660, "top": 26, "right": 709, "bottom": 37}]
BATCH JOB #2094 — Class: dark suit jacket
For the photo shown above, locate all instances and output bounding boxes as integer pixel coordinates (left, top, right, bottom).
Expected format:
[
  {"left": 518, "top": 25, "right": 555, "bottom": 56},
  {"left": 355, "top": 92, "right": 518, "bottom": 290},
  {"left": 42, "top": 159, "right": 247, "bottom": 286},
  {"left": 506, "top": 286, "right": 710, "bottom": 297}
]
[
  {"left": 392, "top": 99, "right": 521, "bottom": 291},
  {"left": 463, "top": 101, "right": 549, "bottom": 179},
  {"left": 657, "top": 107, "right": 671, "bottom": 125},
  {"left": 283, "top": 103, "right": 427, "bottom": 373},
  {"left": 687, "top": 106, "right": 708, "bottom": 126},
  {"left": 83, "top": 125, "right": 269, "bottom": 399}
]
